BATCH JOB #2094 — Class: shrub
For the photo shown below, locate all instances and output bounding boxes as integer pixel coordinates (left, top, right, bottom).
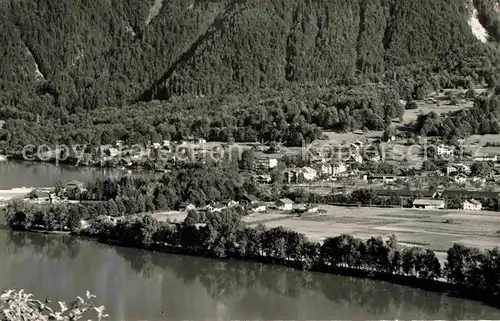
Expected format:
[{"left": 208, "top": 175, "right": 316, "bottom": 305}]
[{"left": 0, "top": 290, "right": 107, "bottom": 321}]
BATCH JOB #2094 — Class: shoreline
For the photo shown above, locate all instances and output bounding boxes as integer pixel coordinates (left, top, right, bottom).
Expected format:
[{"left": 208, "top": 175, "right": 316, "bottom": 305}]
[{"left": 13, "top": 228, "right": 497, "bottom": 310}]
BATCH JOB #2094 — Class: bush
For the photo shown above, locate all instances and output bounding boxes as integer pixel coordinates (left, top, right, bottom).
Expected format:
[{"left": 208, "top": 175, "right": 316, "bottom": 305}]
[
  {"left": 0, "top": 290, "right": 107, "bottom": 321},
  {"left": 405, "top": 100, "right": 418, "bottom": 110}
]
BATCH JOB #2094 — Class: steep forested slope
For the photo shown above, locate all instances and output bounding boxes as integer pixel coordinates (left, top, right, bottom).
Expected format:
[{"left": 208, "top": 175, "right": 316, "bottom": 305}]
[{"left": 1, "top": 0, "right": 500, "bottom": 150}]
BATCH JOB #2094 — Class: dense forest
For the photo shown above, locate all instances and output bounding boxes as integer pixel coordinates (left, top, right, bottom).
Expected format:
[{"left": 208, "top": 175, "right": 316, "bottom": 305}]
[{"left": 1, "top": 0, "right": 500, "bottom": 150}]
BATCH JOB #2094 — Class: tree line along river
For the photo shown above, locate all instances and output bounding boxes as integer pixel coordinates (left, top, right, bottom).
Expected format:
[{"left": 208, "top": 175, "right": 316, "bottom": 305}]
[{"left": 0, "top": 161, "right": 500, "bottom": 320}]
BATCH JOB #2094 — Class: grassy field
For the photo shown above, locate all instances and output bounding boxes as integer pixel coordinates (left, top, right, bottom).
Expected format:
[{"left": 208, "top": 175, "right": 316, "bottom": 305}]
[{"left": 245, "top": 205, "right": 500, "bottom": 262}]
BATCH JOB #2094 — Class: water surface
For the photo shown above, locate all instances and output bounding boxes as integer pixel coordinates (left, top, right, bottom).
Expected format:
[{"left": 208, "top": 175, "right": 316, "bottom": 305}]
[
  {"left": 1, "top": 230, "right": 499, "bottom": 321},
  {"left": 0, "top": 161, "right": 140, "bottom": 189}
]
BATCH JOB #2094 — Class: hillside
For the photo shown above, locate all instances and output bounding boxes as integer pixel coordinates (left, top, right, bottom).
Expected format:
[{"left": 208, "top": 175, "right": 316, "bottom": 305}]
[{"left": 1, "top": 0, "right": 500, "bottom": 149}]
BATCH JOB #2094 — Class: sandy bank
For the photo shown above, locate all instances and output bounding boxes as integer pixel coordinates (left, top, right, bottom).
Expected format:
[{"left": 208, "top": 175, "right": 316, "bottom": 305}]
[{"left": 0, "top": 187, "right": 37, "bottom": 201}]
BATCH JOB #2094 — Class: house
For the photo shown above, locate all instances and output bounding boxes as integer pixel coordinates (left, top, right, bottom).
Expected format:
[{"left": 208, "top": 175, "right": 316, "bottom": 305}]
[
  {"left": 284, "top": 167, "right": 317, "bottom": 183},
  {"left": 472, "top": 176, "right": 486, "bottom": 185},
  {"left": 179, "top": 202, "right": 196, "bottom": 211},
  {"left": 276, "top": 198, "right": 294, "bottom": 211},
  {"left": 368, "top": 174, "right": 397, "bottom": 184},
  {"left": 209, "top": 203, "right": 226, "bottom": 212},
  {"left": 251, "top": 203, "right": 267, "bottom": 213},
  {"left": 284, "top": 168, "right": 301, "bottom": 184},
  {"left": 114, "top": 140, "right": 124, "bottom": 148},
  {"left": 412, "top": 199, "right": 445, "bottom": 210},
  {"left": 306, "top": 204, "right": 319, "bottom": 213},
  {"left": 350, "top": 141, "right": 363, "bottom": 150},
  {"left": 436, "top": 144, "right": 453, "bottom": 158},
  {"left": 152, "top": 142, "right": 161, "bottom": 149},
  {"left": 345, "top": 154, "right": 363, "bottom": 164},
  {"left": 221, "top": 199, "right": 239, "bottom": 207},
  {"left": 321, "top": 162, "right": 347, "bottom": 176},
  {"left": 446, "top": 165, "right": 458, "bottom": 176},
  {"left": 240, "top": 194, "right": 259, "bottom": 205},
  {"left": 107, "top": 148, "right": 120, "bottom": 158},
  {"left": 256, "top": 157, "right": 278, "bottom": 170},
  {"left": 301, "top": 167, "right": 317, "bottom": 181},
  {"left": 462, "top": 199, "right": 482, "bottom": 211},
  {"left": 454, "top": 174, "right": 467, "bottom": 184},
  {"left": 454, "top": 164, "right": 471, "bottom": 174},
  {"left": 66, "top": 180, "right": 84, "bottom": 190},
  {"left": 255, "top": 174, "right": 272, "bottom": 184}
]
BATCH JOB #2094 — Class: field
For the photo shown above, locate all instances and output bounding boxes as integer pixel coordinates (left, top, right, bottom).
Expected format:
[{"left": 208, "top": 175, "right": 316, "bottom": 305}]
[{"left": 244, "top": 205, "right": 500, "bottom": 262}]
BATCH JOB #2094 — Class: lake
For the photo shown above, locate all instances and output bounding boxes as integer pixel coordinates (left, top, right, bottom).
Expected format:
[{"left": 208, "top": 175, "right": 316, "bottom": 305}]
[
  {"left": 1, "top": 161, "right": 500, "bottom": 319},
  {"left": 0, "top": 160, "right": 143, "bottom": 189}
]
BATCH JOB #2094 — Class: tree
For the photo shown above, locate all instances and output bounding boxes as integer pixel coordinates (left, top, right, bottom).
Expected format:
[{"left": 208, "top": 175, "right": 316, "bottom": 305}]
[
  {"left": 445, "top": 243, "right": 471, "bottom": 286},
  {"left": 240, "top": 149, "right": 255, "bottom": 171},
  {"left": 416, "top": 250, "right": 441, "bottom": 280},
  {"left": 382, "top": 126, "right": 396, "bottom": 142},
  {"left": 154, "top": 194, "right": 167, "bottom": 210},
  {"left": 471, "top": 162, "right": 492, "bottom": 176},
  {"left": 405, "top": 100, "right": 418, "bottom": 110},
  {"left": 106, "top": 199, "right": 119, "bottom": 217},
  {"left": 67, "top": 205, "right": 82, "bottom": 232},
  {"left": 138, "top": 215, "right": 160, "bottom": 247}
]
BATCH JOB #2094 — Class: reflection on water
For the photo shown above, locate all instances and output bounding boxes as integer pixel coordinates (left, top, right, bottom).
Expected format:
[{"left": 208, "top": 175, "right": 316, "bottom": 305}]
[
  {"left": 0, "top": 161, "right": 156, "bottom": 189},
  {"left": 1, "top": 230, "right": 500, "bottom": 320}
]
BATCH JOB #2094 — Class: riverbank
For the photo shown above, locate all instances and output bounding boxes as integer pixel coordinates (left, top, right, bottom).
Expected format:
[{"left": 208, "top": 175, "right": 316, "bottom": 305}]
[
  {"left": 93, "top": 237, "right": 499, "bottom": 309},
  {"left": 6, "top": 219, "right": 500, "bottom": 311}
]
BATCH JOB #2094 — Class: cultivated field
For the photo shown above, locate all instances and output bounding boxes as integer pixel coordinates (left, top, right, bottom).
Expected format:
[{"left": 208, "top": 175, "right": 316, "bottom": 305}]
[
  {"left": 245, "top": 205, "right": 500, "bottom": 262},
  {"left": 150, "top": 211, "right": 187, "bottom": 223}
]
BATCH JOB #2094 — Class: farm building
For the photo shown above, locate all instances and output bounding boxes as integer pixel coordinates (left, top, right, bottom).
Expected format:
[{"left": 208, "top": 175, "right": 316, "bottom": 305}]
[
  {"left": 276, "top": 198, "right": 294, "bottom": 211},
  {"left": 412, "top": 199, "right": 445, "bottom": 210}
]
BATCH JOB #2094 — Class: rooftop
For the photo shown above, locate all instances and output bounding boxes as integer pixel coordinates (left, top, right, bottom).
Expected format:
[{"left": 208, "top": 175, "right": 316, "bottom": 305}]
[{"left": 413, "top": 199, "right": 445, "bottom": 206}]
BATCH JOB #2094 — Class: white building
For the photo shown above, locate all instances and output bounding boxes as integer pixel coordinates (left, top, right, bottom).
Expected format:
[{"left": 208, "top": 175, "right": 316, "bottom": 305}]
[
  {"left": 462, "top": 199, "right": 482, "bottom": 211},
  {"left": 446, "top": 166, "right": 458, "bottom": 176},
  {"left": 301, "top": 167, "right": 318, "bottom": 181},
  {"left": 321, "top": 162, "right": 347, "bottom": 176},
  {"left": 412, "top": 199, "right": 445, "bottom": 210},
  {"left": 436, "top": 144, "right": 454, "bottom": 158},
  {"left": 276, "top": 198, "right": 294, "bottom": 211},
  {"left": 256, "top": 157, "right": 278, "bottom": 170}
]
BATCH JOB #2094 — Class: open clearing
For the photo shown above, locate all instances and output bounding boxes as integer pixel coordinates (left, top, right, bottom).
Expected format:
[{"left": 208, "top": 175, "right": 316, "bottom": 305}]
[{"left": 245, "top": 206, "right": 500, "bottom": 262}]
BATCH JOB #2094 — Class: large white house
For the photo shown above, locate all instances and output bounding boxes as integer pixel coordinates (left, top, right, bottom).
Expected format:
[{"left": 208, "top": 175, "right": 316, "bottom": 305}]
[
  {"left": 436, "top": 144, "right": 453, "bottom": 158},
  {"left": 321, "top": 162, "right": 347, "bottom": 176}
]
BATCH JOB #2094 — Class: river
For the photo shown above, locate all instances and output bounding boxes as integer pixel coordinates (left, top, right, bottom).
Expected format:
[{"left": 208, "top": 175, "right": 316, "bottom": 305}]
[
  {"left": 1, "top": 230, "right": 500, "bottom": 320},
  {"left": 1, "top": 161, "right": 500, "bottom": 320}
]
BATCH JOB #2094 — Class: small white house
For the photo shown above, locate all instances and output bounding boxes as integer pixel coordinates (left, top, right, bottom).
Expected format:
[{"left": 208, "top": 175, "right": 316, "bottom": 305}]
[
  {"left": 276, "top": 198, "right": 294, "bottom": 211},
  {"left": 462, "top": 199, "right": 482, "bottom": 211},
  {"left": 251, "top": 203, "right": 267, "bottom": 213},
  {"left": 301, "top": 167, "right": 317, "bottom": 181}
]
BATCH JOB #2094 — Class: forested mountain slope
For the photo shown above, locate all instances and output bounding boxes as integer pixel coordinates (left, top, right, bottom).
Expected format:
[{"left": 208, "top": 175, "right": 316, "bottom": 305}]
[{"left": 1, "top": 0, "right": 500, "bottom": 149}]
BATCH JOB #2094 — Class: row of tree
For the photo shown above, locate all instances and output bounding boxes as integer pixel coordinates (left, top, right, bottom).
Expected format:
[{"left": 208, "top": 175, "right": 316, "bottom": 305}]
[{"left": 81, "top": 209, "right": 500, "bottom": 301}]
